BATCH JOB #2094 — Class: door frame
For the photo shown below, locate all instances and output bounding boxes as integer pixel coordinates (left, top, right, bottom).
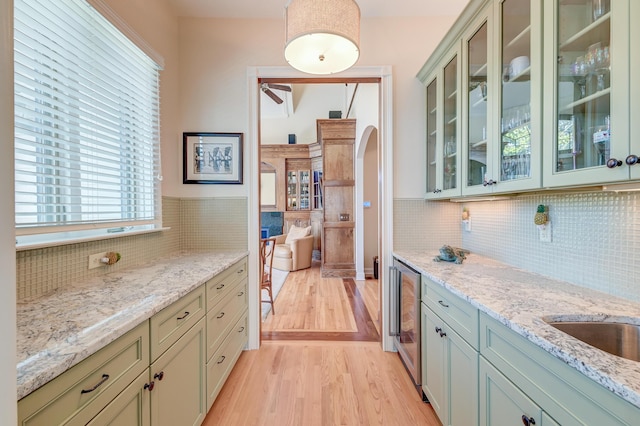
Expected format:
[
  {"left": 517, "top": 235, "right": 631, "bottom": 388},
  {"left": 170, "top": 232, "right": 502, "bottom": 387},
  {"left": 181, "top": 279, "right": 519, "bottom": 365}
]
[{"left": 246, "top": 66, "right": 395, "bottom": 351}]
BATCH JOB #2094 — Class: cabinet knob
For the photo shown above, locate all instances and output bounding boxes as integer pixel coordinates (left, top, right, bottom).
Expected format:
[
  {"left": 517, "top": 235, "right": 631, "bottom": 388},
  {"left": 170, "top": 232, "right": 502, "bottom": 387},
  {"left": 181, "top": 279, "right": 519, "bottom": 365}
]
[
  {"left": 483, "top": 179, "right": 497, "bottom": 186},
  {"left": 521, "top": 415, "right": 536, "bottom": 425},
  {"left": 144, "top": 381, "right": 155, "bottom": 391},
  {"left": 435, "top": 326, "right": 442, "bottom": 334},
  {"left": 154, "top": 371, "right": 164, "bottom": 381},
  {"left": 626, "top": 155, "right": 639, "bottom": 166},
  {"left": 606, "top": 158, "right": 623, "bottom": 168},
  {"left": 433, "top": 189, "right": 442, "bottom": 194}
]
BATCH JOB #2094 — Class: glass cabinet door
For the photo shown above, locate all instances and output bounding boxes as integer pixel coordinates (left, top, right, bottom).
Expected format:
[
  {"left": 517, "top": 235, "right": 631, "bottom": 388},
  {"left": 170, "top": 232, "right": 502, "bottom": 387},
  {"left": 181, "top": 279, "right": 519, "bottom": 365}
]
[
  {"left": 426, "top": 77, "right": 439, "bottom": 194},
  {"left": 299, "top": 170, "right": 310, "bottom": 210},
  {"left": 287, "top": 171, "right": 298, "bottom": 210},
  {"left": 443, "top": 55, "right": 458, "bottom": 191},
  {"left": 555, "top": 0, "right": 611, "bottom": 172},
  {"left": 500, "top": 0, "right": 533, "bottom": 183},
  {"left": 467, "top": 21, "right": 489, "bottom": 187}
]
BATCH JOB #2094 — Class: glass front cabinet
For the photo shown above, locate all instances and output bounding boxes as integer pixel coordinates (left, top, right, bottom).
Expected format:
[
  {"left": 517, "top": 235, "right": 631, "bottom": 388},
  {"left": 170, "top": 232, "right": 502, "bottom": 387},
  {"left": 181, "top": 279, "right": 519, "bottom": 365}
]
[
  {"left": 543, "top": 0, "right": 634, "bottom": 186},
  {"left": 425, "top": 49, "right": 463, "bottom": 199},
  {"left": 286, "top": 169, "right": 310, "bottom": 210},
  {"left": 421, "top": 0, "right": 638, "bottom": 199}
]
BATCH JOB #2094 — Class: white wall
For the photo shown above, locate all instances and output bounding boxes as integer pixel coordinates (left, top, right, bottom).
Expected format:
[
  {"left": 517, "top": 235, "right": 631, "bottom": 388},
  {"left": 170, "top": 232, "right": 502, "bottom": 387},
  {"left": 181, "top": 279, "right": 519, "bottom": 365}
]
[
  {"left": 261, "top": 84, "right": 349, "bottom": 145},
  {"left": 1, "top": 0, "right": 17, "bottom": 421},
  {"left": 178, "top": 16, "right": 457, "bottom": 198}
]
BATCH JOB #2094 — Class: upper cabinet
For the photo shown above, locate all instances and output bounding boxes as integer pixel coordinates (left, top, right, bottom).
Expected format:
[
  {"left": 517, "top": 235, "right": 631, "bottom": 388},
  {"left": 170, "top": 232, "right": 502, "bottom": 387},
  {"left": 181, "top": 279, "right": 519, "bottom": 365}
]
[
  {"left": 543, "top": 0, "right": 634, "bottom": 186},
  {"left": 419, "top": 0, "right": 638, "bottom": 199},
  {"left": 425, "top": 49, "right": 463, "bottom": 199}
]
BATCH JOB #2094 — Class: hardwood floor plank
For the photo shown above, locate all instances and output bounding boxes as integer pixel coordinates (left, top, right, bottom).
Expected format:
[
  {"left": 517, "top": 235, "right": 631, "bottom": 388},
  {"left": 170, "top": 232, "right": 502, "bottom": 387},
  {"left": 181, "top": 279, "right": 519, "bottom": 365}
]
[
  {"left": 262, "top": 265, "right": 379, "bottom": 341},
  {"left": 202, "top": 341, "right": 440, "bottom": 426}
]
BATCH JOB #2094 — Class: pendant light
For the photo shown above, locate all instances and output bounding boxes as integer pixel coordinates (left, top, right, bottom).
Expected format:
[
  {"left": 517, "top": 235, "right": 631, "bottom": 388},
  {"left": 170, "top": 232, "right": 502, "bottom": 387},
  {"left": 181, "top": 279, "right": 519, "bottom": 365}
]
[{"left": 284, "top": 0, "right": 360, "bottom": 75}]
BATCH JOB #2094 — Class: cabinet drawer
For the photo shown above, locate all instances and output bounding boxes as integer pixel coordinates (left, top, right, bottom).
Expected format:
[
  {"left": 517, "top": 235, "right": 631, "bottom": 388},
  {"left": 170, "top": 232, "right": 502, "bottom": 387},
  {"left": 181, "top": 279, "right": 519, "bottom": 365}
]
[
  {"left": 18, "top": 321, "right": 149, "bottom": 426},
  {"left": 206, "top": 313, "right": 247, "bottom": 410},
  {"left": 207, "top": 278, "right": 247, "bottom": 360},
  {"left": 424, "top": 276, "right": 479, "bottom": 349},
  {"left": 206, "top": 257, "right": 247, "bottom": 311},
  {"left": 150, "top": 285, "right": 205, "bottom": 362},
  {"left": 480, "top": 312, "right": 639, "bottom": 425}
]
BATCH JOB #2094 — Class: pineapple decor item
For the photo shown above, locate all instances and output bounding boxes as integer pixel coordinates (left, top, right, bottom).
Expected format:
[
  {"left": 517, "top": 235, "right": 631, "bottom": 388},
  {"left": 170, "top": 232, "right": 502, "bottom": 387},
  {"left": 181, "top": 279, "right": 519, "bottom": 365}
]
[{"left": 534, "top": 205, "right": 548, "bottom": 226}]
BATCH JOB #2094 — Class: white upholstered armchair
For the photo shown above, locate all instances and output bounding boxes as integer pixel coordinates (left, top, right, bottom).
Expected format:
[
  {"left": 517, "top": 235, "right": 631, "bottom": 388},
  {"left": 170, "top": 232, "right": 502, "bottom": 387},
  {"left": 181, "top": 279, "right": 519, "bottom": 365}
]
[{"left": 269, "top": 225, "right": 313, "bottom": 272}]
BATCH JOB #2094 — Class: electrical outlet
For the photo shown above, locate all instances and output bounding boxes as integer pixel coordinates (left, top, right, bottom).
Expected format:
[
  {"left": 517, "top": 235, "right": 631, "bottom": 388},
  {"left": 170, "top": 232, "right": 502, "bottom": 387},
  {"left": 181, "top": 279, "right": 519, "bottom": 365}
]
[
  {"left": 539, "top": 222, "right": 552, "bottom": 243},
  {"left": 463, "top": 219, "right": 471, "bottom": 232},
  {"left": 88, "top": 252, "right": 108, "bottom": 270}
]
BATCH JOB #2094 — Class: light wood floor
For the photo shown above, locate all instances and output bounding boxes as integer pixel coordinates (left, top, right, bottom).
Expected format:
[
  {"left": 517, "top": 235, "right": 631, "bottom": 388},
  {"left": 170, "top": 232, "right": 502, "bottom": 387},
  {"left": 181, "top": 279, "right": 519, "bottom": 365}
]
[{"left": 202, "top": 263, "right": 440, "bottom": 425}]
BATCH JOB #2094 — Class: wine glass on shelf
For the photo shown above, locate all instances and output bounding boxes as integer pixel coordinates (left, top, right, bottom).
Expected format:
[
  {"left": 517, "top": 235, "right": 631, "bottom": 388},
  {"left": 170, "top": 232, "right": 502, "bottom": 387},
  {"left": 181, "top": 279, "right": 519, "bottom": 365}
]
[{"left": 595, "top": 45, "right": 610, "bottom": 92}]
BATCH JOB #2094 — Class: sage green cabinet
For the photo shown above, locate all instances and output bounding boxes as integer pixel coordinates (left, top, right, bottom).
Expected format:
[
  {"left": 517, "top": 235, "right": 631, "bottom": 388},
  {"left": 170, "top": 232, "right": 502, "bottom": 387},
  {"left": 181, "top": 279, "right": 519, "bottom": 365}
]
[
  {"left": 18, "top": 321, "right": 149, "bottom": 426},
  {"left": 480, "top": 357, "right": 559, "bottom": 426},
  {"left": 480, "top": 312, "right": 640, "bottom": 425},
  {"left": 421, "top": 275, "right": 479, "bottom": 426},
  {"left": 205, "top": 257, "right": 249, "bottom": 410},
  {"left": 421, "top": 0, "right": 640, "bottom": 198},
  {"left": 424, "top": 48, "right": 463, "bottom": 199},
  {"left": 86, "top": 371, "right": 150, "bottom": 426},
  {"left": 422, "top": 303, "right": 479, "bottom": 426},
  {"left": 542, "top": 0, "right": 634, "bottom": 187},
  {"left": 150, "top": 317, "right": 206, "bottom": 426}
]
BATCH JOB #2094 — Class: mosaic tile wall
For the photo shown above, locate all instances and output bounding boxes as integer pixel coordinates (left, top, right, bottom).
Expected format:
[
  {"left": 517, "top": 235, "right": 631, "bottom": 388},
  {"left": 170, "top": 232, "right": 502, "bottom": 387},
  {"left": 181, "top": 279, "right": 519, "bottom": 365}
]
[
  {"left": 393, "top": 199, "right": 462, "bottom": 251},
  {"left": 16, "top": 197, "right": 248, "bottom": 300},
  {"left": 395, "top": 191, "right": 640, "bottom": 302}
]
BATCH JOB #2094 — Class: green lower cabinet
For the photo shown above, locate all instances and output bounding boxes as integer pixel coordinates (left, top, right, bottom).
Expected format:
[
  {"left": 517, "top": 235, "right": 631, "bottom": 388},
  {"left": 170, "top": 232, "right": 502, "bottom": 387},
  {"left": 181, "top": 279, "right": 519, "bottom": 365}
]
[
  {"left": 150, "top": 317, "right": 207, "bottom": 426},
  {"left": 422, "top": 302, "right": 478, "bottom": 426},
  {"left": 87, "top": 370, "right": 151, "bottom": 426},
  {"left": 480, "top": 357, "right": 559, "bottom": 426}
]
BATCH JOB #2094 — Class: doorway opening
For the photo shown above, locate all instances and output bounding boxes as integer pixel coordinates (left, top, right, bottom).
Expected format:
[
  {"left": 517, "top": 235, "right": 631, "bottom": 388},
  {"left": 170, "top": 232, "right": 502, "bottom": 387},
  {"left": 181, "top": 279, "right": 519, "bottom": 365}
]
[{"left": 257, "top": 77, "right": 382, "bottom": 344}]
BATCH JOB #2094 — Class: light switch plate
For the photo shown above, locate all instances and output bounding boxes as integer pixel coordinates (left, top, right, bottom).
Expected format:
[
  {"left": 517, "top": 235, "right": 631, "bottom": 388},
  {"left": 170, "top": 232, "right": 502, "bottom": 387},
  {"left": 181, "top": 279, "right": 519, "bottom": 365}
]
[{"left": 339, "top": 213, "right": 349, "bottom": 221}]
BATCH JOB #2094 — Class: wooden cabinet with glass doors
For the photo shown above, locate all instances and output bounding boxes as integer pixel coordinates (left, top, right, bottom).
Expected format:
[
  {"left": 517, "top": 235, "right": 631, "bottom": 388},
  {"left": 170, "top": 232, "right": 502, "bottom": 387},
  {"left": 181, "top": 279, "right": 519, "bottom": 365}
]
[
  {"left": 286, "top": 159, "right": 311, "bottom": 211},
  {"left": 543, "top": 0, "right": 634, "bottom": 187}
]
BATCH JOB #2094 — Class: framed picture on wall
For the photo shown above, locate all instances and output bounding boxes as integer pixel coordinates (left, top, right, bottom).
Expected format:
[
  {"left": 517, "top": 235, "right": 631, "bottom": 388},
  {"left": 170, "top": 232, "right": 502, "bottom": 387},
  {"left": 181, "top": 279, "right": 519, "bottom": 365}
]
[{"left": 183, "top": 132, "right": 243, "bottom": 184}]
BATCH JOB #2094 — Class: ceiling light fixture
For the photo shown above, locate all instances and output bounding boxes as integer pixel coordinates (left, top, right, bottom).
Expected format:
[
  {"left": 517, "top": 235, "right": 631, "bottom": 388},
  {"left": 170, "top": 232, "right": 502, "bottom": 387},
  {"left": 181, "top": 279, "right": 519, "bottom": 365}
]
[{"left": 284, "top": 0, "right": 360, "bottom": 75}]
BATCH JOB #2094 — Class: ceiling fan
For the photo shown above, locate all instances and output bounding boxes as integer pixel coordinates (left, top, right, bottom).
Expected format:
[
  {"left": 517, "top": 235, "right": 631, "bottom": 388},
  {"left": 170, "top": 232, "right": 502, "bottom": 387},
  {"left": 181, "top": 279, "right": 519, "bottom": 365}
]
[{"left": 261, "top": 83, "right": 291, "bottom": 105}]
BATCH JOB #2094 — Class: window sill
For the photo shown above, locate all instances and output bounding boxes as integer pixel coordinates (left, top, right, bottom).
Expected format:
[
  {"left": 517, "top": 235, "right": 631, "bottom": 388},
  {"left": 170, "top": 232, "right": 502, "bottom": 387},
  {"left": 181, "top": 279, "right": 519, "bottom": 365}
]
[{"left": 16, "top": 226, "right": 171, "bottom": 252}]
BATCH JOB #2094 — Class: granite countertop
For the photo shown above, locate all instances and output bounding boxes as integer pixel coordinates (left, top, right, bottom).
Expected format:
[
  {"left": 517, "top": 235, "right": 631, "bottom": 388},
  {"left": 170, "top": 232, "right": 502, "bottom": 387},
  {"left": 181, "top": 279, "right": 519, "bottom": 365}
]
[
  {"left": 394, "top": 250, "right": 640, "bottom": 409},
  {"left": 16, "top": 250, "right": 248, "bottom": 400}
]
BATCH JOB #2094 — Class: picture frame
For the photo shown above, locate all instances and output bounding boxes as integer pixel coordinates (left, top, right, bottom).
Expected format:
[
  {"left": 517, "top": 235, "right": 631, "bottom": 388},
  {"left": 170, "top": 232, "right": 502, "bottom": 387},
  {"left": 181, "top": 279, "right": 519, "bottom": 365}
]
[{"left": 183, "top": 132, "right": 243, "bottom": 184}]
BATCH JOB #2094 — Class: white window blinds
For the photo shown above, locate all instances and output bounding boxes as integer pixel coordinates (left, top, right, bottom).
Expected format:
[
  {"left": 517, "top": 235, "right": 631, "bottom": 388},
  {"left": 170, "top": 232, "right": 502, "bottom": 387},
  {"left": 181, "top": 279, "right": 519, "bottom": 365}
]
[{"left": 14, "top": 0, "right": 161, "bottom": 235}]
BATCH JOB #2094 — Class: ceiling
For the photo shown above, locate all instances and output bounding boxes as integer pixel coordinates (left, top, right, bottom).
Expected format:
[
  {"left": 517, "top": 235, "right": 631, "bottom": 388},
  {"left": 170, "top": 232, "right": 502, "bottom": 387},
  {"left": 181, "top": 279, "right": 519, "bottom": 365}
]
[{"left": 167, "top": 0, "right": 470, "bottom": 19}]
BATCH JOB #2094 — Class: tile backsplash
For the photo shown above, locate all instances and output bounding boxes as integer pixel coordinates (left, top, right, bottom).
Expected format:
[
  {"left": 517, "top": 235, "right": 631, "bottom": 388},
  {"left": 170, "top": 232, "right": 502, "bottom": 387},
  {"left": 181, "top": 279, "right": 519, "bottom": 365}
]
[
  {"left": 16, "top": 197, "right": 248, "bottom": 300},
  {"left": 395, "top": 191, "right": 640, "bottom": 302}
]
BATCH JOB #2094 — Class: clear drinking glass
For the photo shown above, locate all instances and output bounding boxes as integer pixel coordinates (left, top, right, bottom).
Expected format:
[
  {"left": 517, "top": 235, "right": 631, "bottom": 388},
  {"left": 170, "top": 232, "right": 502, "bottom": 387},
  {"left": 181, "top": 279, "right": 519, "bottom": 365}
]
[{"left": 592, "top": 0, "right": 609, "bottom": 21}]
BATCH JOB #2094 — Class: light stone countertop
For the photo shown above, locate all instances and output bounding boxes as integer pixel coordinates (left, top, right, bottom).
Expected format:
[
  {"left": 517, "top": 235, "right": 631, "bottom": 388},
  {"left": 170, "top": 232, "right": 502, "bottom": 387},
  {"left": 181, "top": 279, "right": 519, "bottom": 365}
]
[
  {"left": 16, "top": 250, "right": 248, "bottom": 400},
  {"left": 394, "top": 250, "right": 640, "bottom": 409}
]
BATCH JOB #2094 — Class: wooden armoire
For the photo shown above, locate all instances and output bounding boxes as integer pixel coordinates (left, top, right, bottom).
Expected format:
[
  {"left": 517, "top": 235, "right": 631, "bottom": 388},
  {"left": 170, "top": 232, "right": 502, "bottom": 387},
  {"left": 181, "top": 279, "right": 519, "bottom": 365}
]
[{"left": 317, "top": 119, "right": 356, "bottom": 278}]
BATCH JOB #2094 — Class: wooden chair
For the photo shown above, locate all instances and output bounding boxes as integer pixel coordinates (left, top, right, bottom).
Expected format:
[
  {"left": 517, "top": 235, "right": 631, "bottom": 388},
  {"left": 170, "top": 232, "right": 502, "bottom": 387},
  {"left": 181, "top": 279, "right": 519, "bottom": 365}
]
[{"left": 260, "top": 237, "right": 277, "bottom": 316}]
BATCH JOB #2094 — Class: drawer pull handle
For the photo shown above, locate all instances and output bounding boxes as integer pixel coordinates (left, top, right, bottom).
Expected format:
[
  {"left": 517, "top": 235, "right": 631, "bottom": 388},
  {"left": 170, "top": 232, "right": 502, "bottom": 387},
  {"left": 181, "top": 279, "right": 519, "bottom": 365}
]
[
  {"left": 217, "top": 312, "right": 225, "bottom": 319},
  {"left": 438, "top": 300, "right": 449, "bottom": 308},
  {"left": 177, "top": 311, "right": 190, "bottom": 320},
  {"left": 237, "top": 269, "right": 244, "bottom": 274},
  {"left": 217, "top": 355, "right": 226, "bottom": 364},
  {"left": 154, "top": 371, "right": 164, "bottom": 381},
  {"left": 521, "top": 415, "right": 536, "bottom": 425},
  {"left": 81, "top": 374, "right": 109, "bottom": 394},
  {"left": 238, "top": 326, "right": 245, "bottom": 333},
  {"left": 237, "top": 291, "right": 244, "bottom": 297},
  {"left": 216, "top": 284, "right": 225, "bottom": 290},
  {"left": 144, "top": 381, "right": 155, "bottom": 391}
]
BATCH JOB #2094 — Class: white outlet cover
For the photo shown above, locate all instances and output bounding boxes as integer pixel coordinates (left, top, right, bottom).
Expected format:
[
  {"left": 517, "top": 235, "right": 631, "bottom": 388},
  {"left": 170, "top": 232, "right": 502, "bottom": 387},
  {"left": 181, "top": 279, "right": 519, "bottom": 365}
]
[{"left": 539, "top": 222, "right": 552, "bottom": 243}]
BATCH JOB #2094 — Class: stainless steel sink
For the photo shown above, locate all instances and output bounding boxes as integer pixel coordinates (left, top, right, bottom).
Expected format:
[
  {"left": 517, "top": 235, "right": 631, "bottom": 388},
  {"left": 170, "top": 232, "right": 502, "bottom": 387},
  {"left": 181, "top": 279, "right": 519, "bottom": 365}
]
[{"left": 546, "top": 321, "right": 640, "bottom": 362}]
